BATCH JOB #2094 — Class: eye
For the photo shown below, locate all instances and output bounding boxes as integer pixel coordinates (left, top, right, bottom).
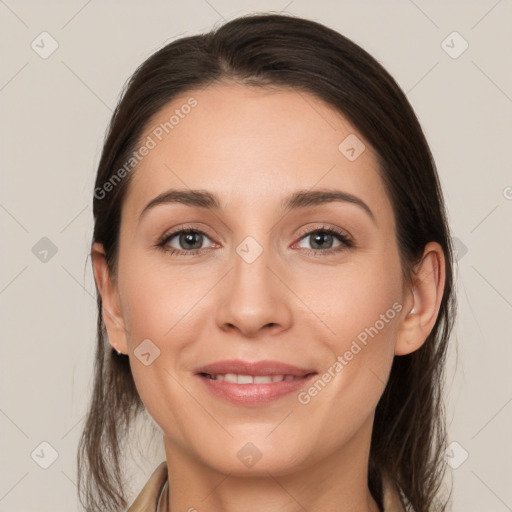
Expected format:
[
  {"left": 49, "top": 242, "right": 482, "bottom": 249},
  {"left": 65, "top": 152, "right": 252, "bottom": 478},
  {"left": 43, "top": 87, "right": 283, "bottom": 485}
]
[
  {"left": 157, "top": 227, "right": 215, "bottom": 256},
  {"left": 294, "top": 225, "right": 353, "bottom": 254},
  {"left": 156, "top": 224, "right": 353, "bottom": 257}
]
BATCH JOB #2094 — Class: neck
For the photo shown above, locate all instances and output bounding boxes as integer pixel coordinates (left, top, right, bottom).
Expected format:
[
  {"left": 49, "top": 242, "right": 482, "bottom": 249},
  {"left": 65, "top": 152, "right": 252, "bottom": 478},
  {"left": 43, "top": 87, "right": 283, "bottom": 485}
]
[{"left": 162, "top": 418, "right": 381, "bottom": 512}]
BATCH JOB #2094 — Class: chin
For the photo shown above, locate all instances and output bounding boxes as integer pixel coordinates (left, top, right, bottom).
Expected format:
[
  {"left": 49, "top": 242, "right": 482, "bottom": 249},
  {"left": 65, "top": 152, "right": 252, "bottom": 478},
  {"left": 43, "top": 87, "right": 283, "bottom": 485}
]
[{"left": 194, "top": 436, "right": 313, "bottom": 477}]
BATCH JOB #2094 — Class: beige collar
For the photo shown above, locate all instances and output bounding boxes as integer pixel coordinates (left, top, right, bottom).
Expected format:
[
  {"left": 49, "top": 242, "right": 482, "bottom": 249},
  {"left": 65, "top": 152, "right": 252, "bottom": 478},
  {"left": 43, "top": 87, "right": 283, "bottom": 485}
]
[{"left": 381, "top": 472, "right": 407, "bottom": 512}]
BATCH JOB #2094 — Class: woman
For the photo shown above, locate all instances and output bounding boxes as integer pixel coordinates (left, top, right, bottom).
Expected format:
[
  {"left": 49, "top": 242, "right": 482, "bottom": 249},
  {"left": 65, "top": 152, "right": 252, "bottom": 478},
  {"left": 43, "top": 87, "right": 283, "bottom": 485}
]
[{"left": 78, "top": 12, "right": 456, "bottom": 512}]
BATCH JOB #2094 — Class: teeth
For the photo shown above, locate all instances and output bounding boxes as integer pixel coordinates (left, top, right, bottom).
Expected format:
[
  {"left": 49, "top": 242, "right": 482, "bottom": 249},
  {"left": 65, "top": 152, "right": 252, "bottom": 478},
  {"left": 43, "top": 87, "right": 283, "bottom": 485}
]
[
  {"left": 205, "top": 373, "right": 301, "bottom": 384},
  {"left": 254, "top": 376, "right": 272, "bottom": 384},
  {"left": 237, "top": 374, "right": 253, "bottom": 384}
]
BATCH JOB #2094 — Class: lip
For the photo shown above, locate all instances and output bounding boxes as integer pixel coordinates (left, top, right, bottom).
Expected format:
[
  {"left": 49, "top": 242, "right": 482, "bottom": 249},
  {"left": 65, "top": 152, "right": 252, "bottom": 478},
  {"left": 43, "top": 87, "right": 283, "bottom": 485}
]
[
  {"left": 195, "top": 359, "right": 317, "bottom": 406},
  {"left": 196, "top": 359, "right": 316, "bottom": 377}
]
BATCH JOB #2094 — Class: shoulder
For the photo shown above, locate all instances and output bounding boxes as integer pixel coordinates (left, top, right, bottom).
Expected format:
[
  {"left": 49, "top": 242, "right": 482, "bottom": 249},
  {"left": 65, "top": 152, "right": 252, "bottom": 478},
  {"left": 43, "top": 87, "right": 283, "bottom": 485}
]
[
  {"left": 381, "top": 472, "right": 408, "bottom": 512},
  {"left": 127, "top": 461, "right": 168, "bottom": 512}
]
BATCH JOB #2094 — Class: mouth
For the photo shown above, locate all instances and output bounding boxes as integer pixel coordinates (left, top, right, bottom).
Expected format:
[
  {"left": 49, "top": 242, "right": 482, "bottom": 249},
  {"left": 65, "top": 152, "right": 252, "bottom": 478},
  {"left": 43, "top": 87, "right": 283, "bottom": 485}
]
[
  {"left": 199, "top": 373, "right": 307, "bottom": 383},
  {"left": 195, "top": 359, "right": 317, "bottom": 406}
]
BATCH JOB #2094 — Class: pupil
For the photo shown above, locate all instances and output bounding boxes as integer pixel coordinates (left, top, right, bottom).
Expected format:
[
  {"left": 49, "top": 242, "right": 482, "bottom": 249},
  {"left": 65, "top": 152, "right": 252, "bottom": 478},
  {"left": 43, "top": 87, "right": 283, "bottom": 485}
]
[
  {"left": 311, "top": 232, "right": 332, "bottom": 249},
  {"left": 181, "top": 232, "right": 202, "bottom": 249}
]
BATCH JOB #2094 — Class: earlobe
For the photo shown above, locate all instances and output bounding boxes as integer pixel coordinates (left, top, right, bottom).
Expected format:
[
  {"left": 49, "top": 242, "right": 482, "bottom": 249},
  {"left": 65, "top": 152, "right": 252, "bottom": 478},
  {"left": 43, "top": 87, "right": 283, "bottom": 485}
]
[
  {"left": 394, "top": 242, "right": 446, "bottom": 356},
  {"left": 91, "top": 242, "right": 128, "bottom": 354}
]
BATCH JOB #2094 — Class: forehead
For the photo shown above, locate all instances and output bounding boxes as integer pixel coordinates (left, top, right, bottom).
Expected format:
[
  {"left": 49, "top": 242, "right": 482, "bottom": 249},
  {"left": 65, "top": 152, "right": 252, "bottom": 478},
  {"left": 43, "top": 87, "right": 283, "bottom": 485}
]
[{"left": 121, "top": 83, "right": 392, "bottom": 224}]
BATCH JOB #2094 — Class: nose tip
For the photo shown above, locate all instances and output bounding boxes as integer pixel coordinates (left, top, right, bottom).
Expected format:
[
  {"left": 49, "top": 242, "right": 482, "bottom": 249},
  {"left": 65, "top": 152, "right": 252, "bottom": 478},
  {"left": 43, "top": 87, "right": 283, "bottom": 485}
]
[{"left": 216, "top": 255, "right": 292, "bottom": 339}]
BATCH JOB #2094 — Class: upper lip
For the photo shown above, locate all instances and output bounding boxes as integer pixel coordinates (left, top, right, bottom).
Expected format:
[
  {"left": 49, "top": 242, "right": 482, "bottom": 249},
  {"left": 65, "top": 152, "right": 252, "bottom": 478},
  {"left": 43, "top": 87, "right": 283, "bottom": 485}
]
[{"left": 195, "top": 359, "right": 317, "bottom": 377}]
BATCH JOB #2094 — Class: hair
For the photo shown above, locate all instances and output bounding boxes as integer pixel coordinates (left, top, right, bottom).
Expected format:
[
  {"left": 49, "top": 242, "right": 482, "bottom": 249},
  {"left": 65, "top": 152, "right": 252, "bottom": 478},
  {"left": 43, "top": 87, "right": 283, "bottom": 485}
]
[{"left": 77, "top": 12, "right": 456, "bottom": 512}]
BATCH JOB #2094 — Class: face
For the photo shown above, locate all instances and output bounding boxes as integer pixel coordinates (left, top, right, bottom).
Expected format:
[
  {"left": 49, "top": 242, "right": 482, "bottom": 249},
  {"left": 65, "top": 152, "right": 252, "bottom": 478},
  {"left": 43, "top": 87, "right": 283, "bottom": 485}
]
[{"left": 97, "top": 83, "right": 414, "bottom": 477}]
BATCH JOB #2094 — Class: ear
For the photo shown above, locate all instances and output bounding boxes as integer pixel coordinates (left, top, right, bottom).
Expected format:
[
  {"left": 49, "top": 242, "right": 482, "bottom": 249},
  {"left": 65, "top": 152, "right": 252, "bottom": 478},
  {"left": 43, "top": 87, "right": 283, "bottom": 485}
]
[
  {"left": 91, "top": 242, "right": 129, "bottom": 355},
  {"left": 394, "top": 241, "right": 446, "bottom": 356}
]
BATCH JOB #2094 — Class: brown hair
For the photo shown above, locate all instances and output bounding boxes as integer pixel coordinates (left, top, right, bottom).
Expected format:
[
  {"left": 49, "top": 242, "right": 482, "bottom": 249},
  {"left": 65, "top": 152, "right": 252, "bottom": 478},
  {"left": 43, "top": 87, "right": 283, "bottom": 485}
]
[{"left": 78, "top": 12, "right": 456, "bottom": 512}]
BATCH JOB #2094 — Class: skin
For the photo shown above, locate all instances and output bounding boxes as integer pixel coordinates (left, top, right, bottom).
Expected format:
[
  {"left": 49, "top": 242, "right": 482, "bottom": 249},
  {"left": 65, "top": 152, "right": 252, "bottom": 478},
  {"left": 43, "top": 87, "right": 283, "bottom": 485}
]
[{"left": 92, "top": 83, "right": 445, "bottom": 512}]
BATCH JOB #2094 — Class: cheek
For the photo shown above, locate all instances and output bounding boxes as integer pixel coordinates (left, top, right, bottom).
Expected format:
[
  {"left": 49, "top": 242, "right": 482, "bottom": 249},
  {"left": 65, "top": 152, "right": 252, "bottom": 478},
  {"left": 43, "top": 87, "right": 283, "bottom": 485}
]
[
  {"left": 296, "top": 255, "right": 402, "bottom": 350},
  {"left": 118, "top": 250, "right": 205, "bottom": 341},
  {"left": 116, "top": 254, "right": 210, "bottom": 405},
  {"left": 118, "top": 260, "right": 201, "bottom": 435},
  {"left": 294, "top": 252, "right": 403, "bottom": 412}
]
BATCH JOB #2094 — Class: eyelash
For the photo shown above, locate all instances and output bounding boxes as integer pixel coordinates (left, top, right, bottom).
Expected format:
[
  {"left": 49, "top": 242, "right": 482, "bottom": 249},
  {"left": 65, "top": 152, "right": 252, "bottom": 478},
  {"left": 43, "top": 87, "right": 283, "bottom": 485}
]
[{"left": 156, "top": 224, "right": 354, "bottom": 257}]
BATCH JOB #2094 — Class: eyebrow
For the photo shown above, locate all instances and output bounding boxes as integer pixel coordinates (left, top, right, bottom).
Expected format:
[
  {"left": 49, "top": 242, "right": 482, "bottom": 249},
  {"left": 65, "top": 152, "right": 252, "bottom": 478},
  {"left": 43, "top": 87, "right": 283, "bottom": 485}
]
[{"left": 138, "top": 188, "right": 375, "bottom": 223}]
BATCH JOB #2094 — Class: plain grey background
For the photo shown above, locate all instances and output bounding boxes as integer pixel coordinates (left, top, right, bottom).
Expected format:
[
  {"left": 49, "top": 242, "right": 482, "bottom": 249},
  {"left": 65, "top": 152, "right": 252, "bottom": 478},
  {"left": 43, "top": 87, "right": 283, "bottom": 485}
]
[{"left": 1, "top": 1, "right": 511, "bottom": 511}]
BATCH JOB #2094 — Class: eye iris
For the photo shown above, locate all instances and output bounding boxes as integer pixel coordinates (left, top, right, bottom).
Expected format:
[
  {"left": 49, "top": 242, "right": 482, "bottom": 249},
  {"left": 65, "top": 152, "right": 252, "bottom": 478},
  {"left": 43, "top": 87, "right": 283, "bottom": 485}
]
[
  {"left": 180, "top": 231, "right": 203, "bottom": 250},
  {"left": 310, "top": 231, "right": 333, "bottom": 250}
]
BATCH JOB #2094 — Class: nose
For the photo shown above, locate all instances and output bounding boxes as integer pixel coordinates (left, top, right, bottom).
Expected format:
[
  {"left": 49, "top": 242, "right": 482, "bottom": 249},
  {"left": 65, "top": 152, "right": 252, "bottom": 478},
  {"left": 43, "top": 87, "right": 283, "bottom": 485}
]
[{"left": 215, "top": 240, "right": 293, "bottom": 339}]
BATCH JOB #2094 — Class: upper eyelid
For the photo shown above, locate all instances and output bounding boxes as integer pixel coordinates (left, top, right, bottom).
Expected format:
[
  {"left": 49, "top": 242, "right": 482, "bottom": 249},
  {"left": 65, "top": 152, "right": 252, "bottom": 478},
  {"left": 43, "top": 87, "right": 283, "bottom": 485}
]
[{"left": 295, "top": 224, "right": 352, "bottom": 241}]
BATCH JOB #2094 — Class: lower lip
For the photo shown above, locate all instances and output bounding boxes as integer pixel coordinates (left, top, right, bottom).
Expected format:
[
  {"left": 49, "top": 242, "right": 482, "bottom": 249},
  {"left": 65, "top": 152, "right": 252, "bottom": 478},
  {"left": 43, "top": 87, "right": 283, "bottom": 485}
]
[{"left": 196, "top": 374, "right": 317, "bottom": 406}]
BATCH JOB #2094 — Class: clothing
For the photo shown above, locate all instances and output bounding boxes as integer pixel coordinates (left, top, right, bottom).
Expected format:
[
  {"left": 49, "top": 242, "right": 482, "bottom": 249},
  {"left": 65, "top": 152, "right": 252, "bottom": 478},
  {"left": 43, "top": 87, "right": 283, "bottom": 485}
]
[{"left": 127, "top": 461, "right": 407, "bottom": 512}]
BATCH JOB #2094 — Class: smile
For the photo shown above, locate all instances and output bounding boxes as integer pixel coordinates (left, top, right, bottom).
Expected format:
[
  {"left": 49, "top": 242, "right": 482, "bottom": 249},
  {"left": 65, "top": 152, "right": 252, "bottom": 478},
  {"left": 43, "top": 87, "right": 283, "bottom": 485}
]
[{"left": 201, "top": 373, "right": 304, "bottom": 383}]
